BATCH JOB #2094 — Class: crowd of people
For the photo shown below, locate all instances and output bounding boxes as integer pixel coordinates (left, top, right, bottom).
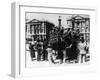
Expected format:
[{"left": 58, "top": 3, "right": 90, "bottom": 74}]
[{"left": 28, "top": 28, "right": 90, "bottom": 64}]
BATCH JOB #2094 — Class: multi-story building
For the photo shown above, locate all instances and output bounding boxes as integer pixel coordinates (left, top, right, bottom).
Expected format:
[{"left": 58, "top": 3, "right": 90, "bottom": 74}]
[
  {"left": 26, "top": 19, "right": 55, "bottom": 43},
  {"left": 67, "top": 15, "right": 90, "bottom": 43}
]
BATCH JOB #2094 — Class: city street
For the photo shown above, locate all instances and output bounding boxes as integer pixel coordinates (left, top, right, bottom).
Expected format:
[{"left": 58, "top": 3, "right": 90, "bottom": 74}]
[{"left": 26, "top": 51, "right": 89, "bottom": 68}]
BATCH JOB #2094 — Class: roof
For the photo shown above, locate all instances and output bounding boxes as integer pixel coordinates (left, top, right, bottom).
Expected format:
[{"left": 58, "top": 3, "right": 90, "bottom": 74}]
[
  {"left": 67, "top": 15, "right": 90, "bottom": 21},
  {"left": 26, "top": 19, "right": 41, "bottom": 24},
  {"left": 26, "top": 19, "right": 55, "bottom": 26}
]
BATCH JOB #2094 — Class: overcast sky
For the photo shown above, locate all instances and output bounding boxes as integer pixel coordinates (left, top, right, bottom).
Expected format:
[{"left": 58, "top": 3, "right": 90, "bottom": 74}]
[{"left": 26, "top": 12, "right": 89, "bottom": 28}]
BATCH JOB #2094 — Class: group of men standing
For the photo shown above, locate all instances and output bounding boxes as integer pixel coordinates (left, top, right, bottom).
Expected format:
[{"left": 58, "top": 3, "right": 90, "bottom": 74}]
[
  {"left": 29, "top": 38, "right": 48, "bottom": 61},
  {"left": 29, "top": 28, "right": 89, "bottom": 64}
]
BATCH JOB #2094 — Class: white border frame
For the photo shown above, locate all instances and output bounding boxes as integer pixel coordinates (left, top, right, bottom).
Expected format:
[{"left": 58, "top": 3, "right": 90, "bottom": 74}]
[{"left": 11, "top": 2, "right": 96, "bottom": 78}]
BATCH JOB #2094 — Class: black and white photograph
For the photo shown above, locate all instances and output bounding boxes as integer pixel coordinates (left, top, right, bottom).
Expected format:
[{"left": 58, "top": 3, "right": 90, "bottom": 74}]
[
  {"left": 9, "top": 0, "right": 99, "bottom": 78},
  {"left": 25, "top": 12, "right": 90, "bottom": 67}
]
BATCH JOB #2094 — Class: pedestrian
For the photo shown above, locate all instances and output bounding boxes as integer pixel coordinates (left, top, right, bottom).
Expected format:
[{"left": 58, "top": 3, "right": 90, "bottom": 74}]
[
  {"left": 69, "top": 31, "right": 80, "bottom": 63},
  {"left": 56, "top": 38, "right": 64, "bottom": 64},
  {"left": 29, "top": 42, "right": 35, "bottom": 61},
  {"left": 78, "top": 37, "right": 86, "bottom": 63},
  {"left": 36, "top": 42, "right": 42, "bottom": 61},
  {"left": 42, "top": 45, "right": 48, "bottom": 61},
  {"left": 46, "top": 44, "right": 55, "bottom": 64}
]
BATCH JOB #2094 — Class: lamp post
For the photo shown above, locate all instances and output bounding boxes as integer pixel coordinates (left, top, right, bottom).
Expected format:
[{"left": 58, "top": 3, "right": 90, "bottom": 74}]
[{"left": 58, "top": 16, "right": 61, "bottom": 29}]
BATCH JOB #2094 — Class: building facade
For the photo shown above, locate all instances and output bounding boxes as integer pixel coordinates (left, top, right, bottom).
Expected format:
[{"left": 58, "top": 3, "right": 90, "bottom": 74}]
[
  {"left": 67, "top": 15, "right": 90, "bottom": 43},
  {"left": 26, "top": 19, "right": 55, "bottom": 43}
]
